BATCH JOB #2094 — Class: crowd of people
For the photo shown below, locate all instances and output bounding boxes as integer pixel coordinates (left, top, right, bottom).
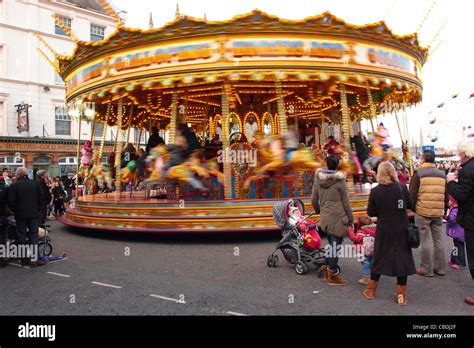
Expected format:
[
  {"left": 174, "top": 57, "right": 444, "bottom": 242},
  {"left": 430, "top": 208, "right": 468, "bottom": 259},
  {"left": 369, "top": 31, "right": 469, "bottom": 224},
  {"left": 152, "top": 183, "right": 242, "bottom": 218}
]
[
  {"left": 311, "top": 138, "right": 474, "bottom": 306},
  {"left": 0, "top": 169, "right": 77, "bottom": 267},
  {"left": 1, "top": 121, "right": 474, "bottom": 308}
]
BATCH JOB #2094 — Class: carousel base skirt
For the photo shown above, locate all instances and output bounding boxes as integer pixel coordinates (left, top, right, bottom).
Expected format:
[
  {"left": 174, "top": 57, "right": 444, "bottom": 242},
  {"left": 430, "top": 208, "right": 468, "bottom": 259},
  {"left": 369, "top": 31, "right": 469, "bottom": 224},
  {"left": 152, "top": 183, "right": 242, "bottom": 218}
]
[{"left": 61, "top": 191, "right": 370, "bottom": 234}]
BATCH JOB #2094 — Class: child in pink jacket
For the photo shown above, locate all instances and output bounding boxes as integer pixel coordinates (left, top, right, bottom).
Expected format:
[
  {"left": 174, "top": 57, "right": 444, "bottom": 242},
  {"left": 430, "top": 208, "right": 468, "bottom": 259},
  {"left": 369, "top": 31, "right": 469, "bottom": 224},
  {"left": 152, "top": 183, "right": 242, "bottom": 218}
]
[{"left": 348, "top": 216, "right": 377, "bottom": 285}]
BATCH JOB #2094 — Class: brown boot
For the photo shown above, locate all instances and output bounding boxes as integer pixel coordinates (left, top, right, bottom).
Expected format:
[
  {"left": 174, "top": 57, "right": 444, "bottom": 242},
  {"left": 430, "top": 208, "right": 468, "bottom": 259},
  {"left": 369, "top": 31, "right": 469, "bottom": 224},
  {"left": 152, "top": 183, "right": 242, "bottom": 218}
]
[
  {"left": 396, "top": 285, "right": 408, "bottom": 306},
  {"left": 363, "top": 280, "right": 378, "bottom": 300},
  {"left": 326, "top": 268, "right": 348, "bottom": 286},
  {"left": 320, "top": 265, "right": 329, "bottom": 280},
  {"left": 465, "top": 297, "right": 474, "bottom": 306}
]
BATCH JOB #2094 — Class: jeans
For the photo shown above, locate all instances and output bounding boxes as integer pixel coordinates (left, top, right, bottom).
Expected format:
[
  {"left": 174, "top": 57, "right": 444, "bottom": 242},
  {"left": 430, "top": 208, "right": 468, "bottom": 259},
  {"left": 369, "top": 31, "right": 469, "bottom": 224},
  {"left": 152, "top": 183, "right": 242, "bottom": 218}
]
[
  {"left": 326, "top": 235, "right": 343, "bottom": 272},
  {"left": 415, "top": 214, "right": 446, "bottom": 275},
  {"left": 15, "top": 218, "right": 40, "bottom": 263},
  {"left": 361, "top": 256, "right": 373, "bottom": 277},
  {"left": 450, "top": 239, "right": 466, "bottom": 267},
  {"left": 465, "top": 229, "right": 474, "bottom": 279}
]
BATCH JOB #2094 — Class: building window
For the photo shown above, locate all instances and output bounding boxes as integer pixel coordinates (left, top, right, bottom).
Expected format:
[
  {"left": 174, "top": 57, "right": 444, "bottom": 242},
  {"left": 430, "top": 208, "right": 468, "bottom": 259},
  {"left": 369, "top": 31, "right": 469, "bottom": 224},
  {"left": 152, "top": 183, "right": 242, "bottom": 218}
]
[
  {"left": 55, "top": 15, "right": 72, "bottom": 36},
  {"left": 54, "top": 71, "right": 63, "bottom": 85},
  {"left": 90, "top": 24, "right": 105, "bottom": 42},
  {"left": 0, "top": 45, "right": 3, "bottom": 77},
  {"left": 0, "top": 101, "right": 3, "bottom": 134},
  {"left": 55, "top": 106, "right": 71, "bottom": 135},
  {"left": 134, "top": 128, "right": 146, "bottom": 145},
  {"left": 93, "top": 122, "right": 104, "bottom": 138}
]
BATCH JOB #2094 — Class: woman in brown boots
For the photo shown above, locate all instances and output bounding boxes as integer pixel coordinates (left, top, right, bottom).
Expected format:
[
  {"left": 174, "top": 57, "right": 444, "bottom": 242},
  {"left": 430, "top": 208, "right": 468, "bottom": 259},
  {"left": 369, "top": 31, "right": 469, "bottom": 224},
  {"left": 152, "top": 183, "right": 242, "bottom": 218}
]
[
  {"left": 363, "top": 162, "right": 416, "bottom": 305},
  {"left": 312, "top": 155, "right": 354, "bottom": 286}
]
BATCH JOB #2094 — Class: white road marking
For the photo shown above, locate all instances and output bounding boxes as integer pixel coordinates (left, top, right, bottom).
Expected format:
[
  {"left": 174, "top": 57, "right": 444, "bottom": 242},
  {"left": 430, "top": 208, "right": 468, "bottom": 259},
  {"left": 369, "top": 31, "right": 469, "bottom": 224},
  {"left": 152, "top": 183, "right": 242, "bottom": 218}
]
[
  {"left": 8, "top": 262, "right": 29, "bottom": 268},
  {"left": 149, "top": 294, "right": 185, "bottom": 304},
  {"left": 91, "top": 281, "right": 122, "bottom": 289},
  {"left": 226, "top": 311, "right": 247, "bottom": 316},
  {"left": 47, "top": 272, "right": 71, "bottom": 278}
]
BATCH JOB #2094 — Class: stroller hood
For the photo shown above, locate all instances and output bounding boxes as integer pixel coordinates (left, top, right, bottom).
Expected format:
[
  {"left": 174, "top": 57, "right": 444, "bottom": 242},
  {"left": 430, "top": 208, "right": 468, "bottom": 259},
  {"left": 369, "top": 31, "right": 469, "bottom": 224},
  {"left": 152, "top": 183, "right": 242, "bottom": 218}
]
[{"left": 272, "top": 199, "right": 305, "bottom": 228}]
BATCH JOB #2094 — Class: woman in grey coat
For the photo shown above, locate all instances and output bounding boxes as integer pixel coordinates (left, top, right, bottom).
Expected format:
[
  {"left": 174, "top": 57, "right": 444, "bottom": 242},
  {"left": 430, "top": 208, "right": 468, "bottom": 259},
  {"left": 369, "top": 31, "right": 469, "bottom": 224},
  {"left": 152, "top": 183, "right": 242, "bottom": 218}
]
[{"left": 312, "top": 155, "right": 354, "bottom": 285}]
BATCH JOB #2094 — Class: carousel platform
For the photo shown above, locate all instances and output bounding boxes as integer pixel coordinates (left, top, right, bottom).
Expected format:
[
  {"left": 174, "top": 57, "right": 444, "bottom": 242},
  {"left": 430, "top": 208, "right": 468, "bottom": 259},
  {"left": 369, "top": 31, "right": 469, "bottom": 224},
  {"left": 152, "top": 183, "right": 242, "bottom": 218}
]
[{"left": 60, "top": 190, "right": 370, "bottom": 234}]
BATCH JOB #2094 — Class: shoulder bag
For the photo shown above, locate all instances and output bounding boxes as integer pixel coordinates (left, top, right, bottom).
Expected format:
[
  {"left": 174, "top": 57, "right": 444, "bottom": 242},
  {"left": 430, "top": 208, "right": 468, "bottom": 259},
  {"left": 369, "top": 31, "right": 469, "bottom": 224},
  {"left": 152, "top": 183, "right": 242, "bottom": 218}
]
[{"left": 397, "top": 183, "right": 420, "bottom": 248}]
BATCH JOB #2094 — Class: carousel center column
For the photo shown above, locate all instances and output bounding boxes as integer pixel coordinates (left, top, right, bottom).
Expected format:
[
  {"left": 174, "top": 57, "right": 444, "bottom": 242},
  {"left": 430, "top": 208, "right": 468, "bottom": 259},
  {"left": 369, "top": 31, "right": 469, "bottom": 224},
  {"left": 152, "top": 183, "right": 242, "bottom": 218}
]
[
  {"left": 275, "top": 80, "right": 288, "bottom": 133},
  {"left": 339, "top": 84, "right": 354, "bottom": 192},
  {"left": 168, "top": 87, "right": 178, "bottom": 144},
  {"left": 221, "top": 83, "right": 232, "bottom": 199},
  {"left": 114, "top": 99, "right": 124, "bottom": 201}
]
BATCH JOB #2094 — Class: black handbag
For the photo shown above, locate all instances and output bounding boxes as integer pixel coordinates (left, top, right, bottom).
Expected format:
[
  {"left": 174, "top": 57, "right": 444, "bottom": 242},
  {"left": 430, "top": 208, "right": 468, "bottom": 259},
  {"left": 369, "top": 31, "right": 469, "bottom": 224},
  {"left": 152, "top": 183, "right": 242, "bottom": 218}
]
[{"left": 397, "top": 184, "right": 420, "bottom": 248}]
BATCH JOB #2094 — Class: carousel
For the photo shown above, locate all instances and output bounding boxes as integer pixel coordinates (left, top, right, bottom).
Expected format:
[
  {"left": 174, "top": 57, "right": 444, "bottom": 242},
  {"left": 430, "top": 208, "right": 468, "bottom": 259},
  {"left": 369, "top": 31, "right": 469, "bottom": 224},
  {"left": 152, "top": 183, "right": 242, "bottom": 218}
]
[{"left": 54, "top": 9, "right": 427, "bottom": 233}]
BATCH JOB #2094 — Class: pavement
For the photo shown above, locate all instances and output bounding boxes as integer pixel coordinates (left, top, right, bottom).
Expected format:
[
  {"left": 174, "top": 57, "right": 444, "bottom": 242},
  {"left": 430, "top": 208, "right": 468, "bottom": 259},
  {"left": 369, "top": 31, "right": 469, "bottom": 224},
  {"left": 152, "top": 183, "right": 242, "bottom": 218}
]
[{"left": 0, "top": 220, "right": 473, "bottom": 316}]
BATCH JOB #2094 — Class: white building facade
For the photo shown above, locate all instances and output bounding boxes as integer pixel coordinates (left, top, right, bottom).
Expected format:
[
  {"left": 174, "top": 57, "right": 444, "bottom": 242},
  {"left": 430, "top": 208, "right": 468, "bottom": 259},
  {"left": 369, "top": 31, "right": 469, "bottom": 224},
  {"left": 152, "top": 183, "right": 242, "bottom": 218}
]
[{"left": 0, "top": 0, "right": 121, "bottom": 176}]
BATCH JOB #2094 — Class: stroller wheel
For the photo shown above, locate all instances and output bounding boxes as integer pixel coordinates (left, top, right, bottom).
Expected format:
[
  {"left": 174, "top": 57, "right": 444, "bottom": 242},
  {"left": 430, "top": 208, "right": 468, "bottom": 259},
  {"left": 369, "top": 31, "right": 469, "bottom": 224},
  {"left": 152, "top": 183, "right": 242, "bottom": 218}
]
[
  {"left": 267, "top": 255, "right": 278, "bottom": 268},
  {"left": 38, "top": 242, "right": 53, "bottom": 257},
  {"left": 295, "top": 261, "right": 308, "bottom": 275}
]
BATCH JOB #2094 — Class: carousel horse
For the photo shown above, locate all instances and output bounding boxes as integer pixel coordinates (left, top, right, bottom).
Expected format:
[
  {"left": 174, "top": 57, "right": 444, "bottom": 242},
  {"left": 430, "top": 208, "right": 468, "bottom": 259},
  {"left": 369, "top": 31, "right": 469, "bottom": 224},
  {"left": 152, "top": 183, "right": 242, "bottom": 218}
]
[
  {"left": 79, "top": 140, "right": 93, "bottom": 179},
  {"left": 120, "top": 160, "right": 137, "bottom": 185},
  {"left": 244, "top": 134, "right": 324, "bottom": 189},
  {"left": 85, "top": 158, "right": 114, "bottom": 193},
  {"left": 146, "top": 145, "right": 223, "bottom": 190}
]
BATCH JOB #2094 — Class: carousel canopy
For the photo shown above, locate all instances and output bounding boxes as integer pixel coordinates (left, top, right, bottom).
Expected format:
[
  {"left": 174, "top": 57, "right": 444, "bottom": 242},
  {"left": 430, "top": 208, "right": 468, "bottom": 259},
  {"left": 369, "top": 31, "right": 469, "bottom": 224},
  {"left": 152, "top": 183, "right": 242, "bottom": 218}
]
[{"left": 57, "top": 9, "right": 428, "bottom": 129}]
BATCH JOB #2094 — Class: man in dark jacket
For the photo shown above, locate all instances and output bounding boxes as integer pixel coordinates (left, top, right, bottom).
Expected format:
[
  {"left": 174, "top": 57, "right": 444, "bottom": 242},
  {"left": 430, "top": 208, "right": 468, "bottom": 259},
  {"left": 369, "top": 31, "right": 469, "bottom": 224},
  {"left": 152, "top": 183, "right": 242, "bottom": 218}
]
[
  {"left": 8, "top": 167, "right": 45, "bottom": 266},
  {"left": 447, "top": 139, "right": 474, "bottom": 305},
  {"left": 178, "top": 123, "right": 200, "bottom": 160},
  {"left": 146, "top": 126, "right": 165, "bottom": 153},
  {"left": 0, "top": 178, "right": 8, "bottom": 267},
  {"left": 36, "top": 170, "right": 51, "bottom": 227}
]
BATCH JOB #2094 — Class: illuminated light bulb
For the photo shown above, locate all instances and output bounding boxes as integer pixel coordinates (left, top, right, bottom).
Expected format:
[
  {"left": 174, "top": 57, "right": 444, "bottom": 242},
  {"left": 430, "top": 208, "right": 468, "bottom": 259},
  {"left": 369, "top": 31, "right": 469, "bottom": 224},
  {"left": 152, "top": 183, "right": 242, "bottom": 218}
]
[
  {"left": 143, "top": 80, "right": 153, "bottom": 88},
  {"left": 338, "top": 74, "right": 348, "bottom": 82},
  {"left": 110, "top": 86, "right": 119, "bottom": 94},
  {"left": 85, "top": 108, "right": 95, "bottom": 118},
  {"left": 251, "top": 73, "right": 264, "bottom": 81},
  {"left": 298, "top": 73, "right": 309, "bottom": 81},
  {"left": 183, "top": 75, "right": 194, "bottom": 84},
  {"left": 370, "top": 77, "right": 380, "bottom": 85},
  {"left": 319, "top": 73, "right": 329, "bottom": 81},
  {"left": 228, "top": 73, "right": 240, "bottom": 81},
  {"left": 76, "top": 99, "right": 83, "bottom": 106},
  {"left": 125, "top": 83, "right": 135, "bottom": 92},
  {"left": 205, "top": 75, "right": 217, "bottom": 83},
  {"left": 385, "top": 78, "right": 392, "bottom": 86},
  {"left": 275, "top": 71, "right": 286, "bottom": 80},
  {"left": 161, "top": 78, "right": 173, "bottom": 86}
]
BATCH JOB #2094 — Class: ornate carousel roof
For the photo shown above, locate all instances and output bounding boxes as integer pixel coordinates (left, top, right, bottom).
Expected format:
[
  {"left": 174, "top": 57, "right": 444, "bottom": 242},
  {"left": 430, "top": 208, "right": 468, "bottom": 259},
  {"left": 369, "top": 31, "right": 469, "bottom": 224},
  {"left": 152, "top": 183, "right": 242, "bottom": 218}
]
[
  {"left": 57, "top": 9, "right": 428, "bottom": 78},
  {"left": 56, "top": 9, "right": 429, "bottom": 129}
]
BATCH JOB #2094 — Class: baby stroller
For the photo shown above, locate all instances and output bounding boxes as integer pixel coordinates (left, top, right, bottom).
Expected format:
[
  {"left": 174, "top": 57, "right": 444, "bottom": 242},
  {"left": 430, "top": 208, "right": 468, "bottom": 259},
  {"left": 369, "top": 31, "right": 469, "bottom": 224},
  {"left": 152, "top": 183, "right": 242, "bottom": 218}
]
[
  {"left": 267, "top": 199, "right": 327, "bottom": 276},
  {"left": 7, "top": 218, "right": 53, "bottom": 258}
]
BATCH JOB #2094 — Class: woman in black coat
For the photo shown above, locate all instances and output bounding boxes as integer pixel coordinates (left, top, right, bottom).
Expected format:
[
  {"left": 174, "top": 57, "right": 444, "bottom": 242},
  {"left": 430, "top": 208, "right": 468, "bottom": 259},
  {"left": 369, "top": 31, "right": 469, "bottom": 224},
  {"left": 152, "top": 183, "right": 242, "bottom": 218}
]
[{"left": 363, "top": 161, "right": 416, "bottom": 306}]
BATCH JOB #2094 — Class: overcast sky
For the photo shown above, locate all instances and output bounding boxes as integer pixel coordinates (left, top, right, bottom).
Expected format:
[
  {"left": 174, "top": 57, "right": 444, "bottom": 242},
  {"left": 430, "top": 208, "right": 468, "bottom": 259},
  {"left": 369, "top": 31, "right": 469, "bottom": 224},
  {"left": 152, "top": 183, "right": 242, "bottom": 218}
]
[{"left": 111, "top": 0, "right": 474, "bottom": 150}]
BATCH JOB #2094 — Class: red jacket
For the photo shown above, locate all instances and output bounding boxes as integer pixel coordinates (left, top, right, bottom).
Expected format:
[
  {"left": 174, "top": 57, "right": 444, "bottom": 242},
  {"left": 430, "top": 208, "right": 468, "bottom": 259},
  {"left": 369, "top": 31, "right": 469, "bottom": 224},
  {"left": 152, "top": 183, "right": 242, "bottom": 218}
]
[{"left": 348, "top": 224, "right": 377, "bottom": 253}]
